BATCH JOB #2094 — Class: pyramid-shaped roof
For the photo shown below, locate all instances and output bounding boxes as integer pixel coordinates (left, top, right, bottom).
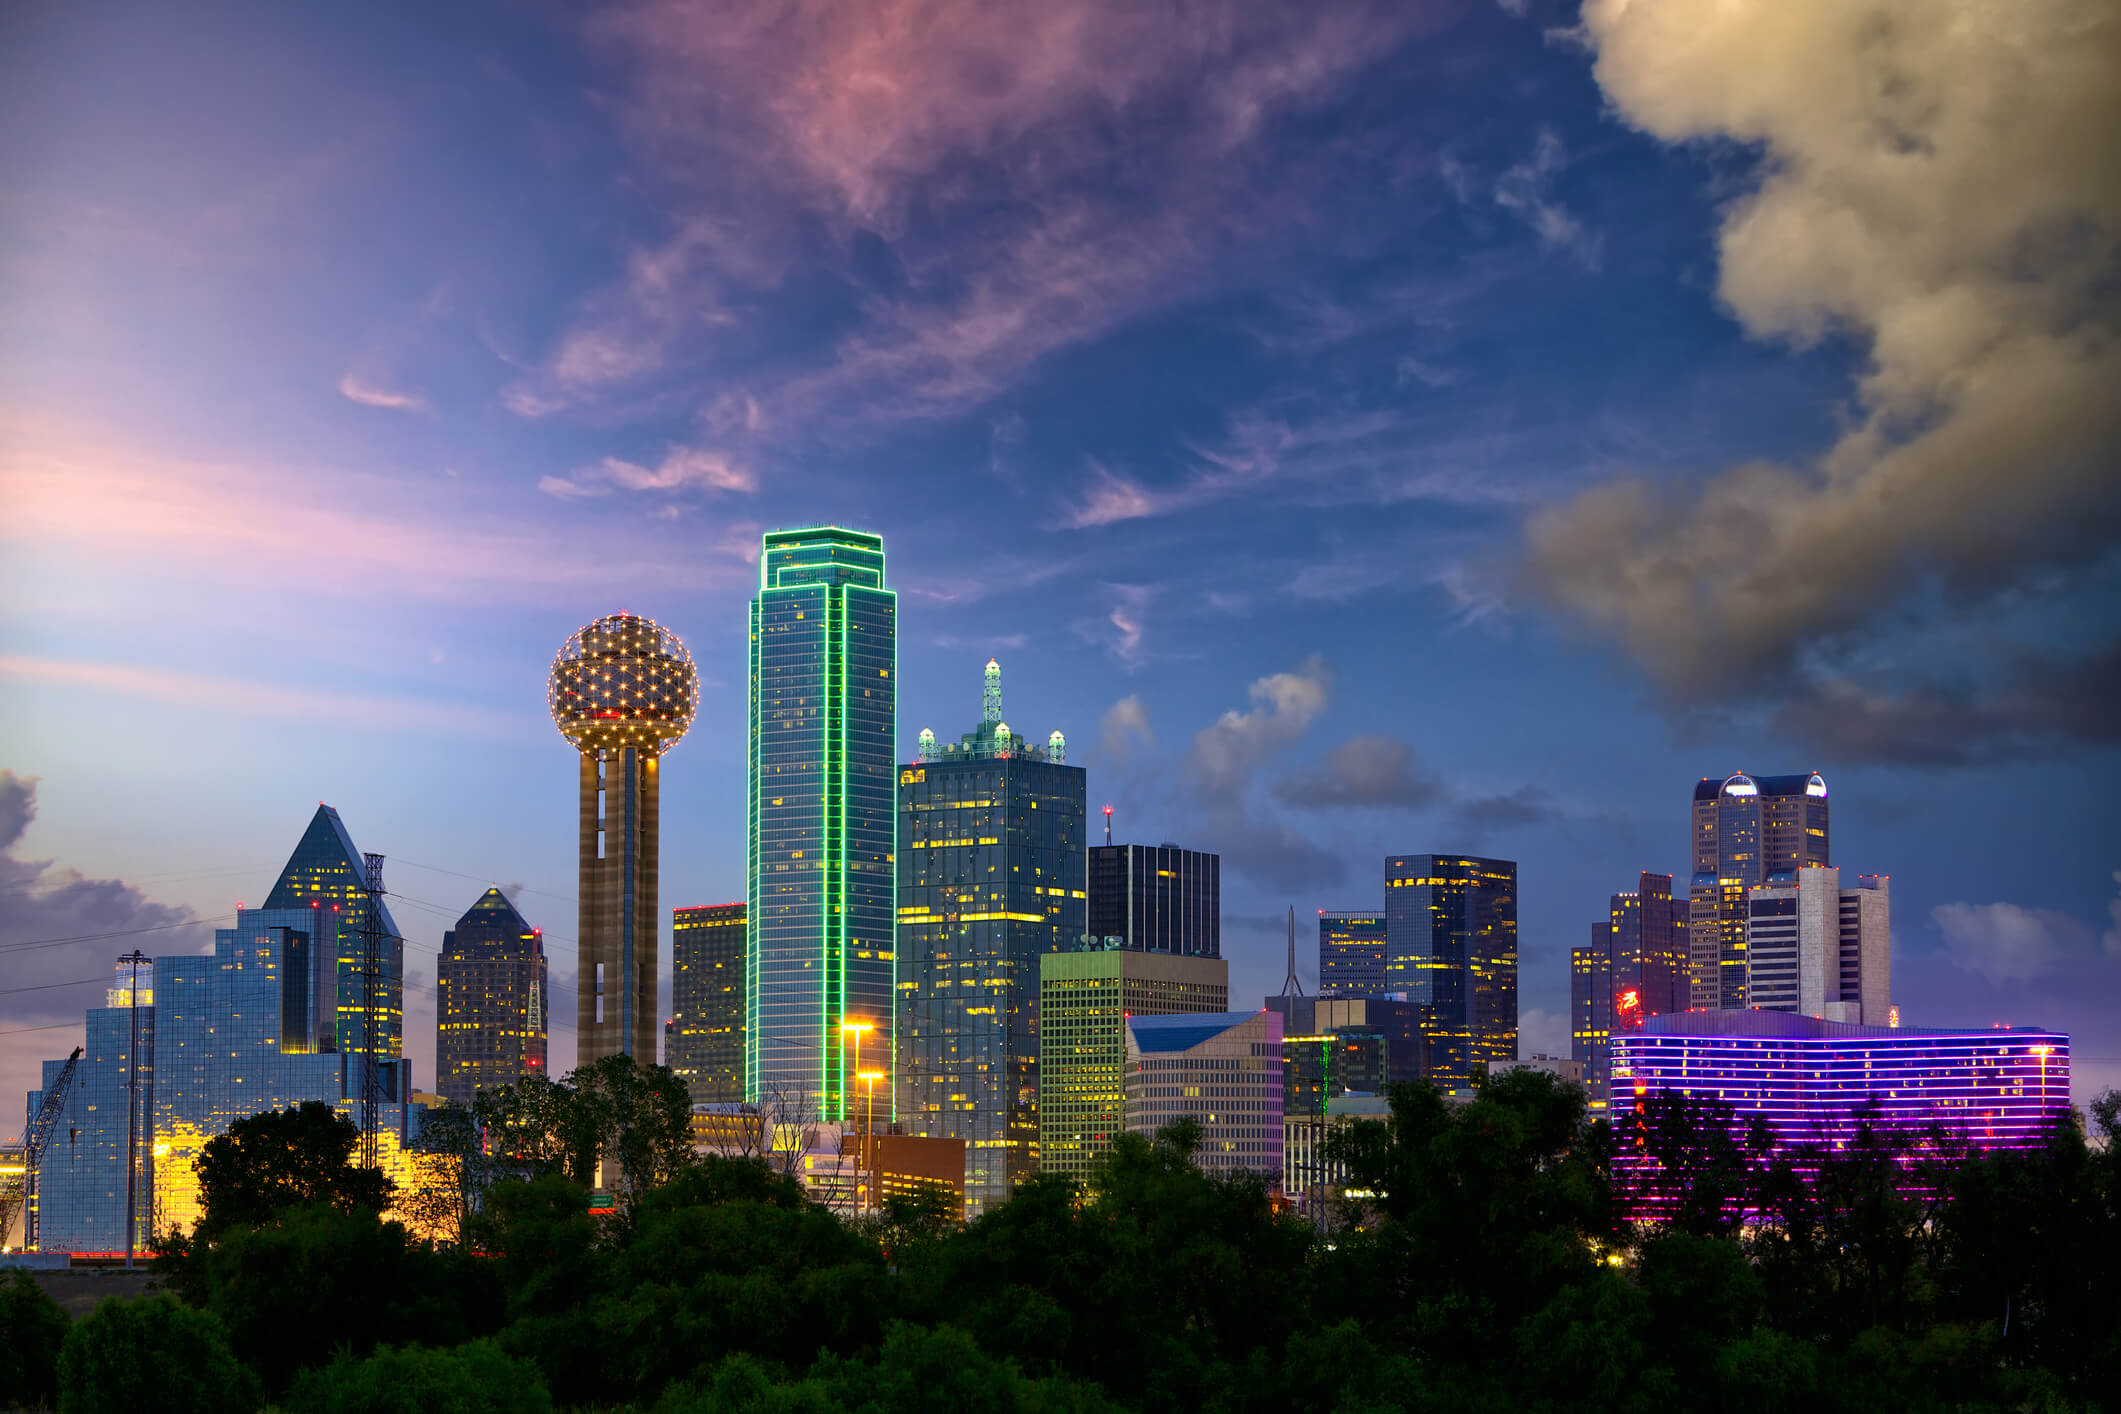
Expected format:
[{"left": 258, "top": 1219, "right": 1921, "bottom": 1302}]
[
  {"left": 262, "top": 803, "right": 402, "bottom": 939},
  {"left": 457, "top": 886, "right": 533, "bottom": 935}
]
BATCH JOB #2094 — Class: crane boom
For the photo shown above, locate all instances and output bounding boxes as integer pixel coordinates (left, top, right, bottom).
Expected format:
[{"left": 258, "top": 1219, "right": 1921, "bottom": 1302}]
[{"left": 0, "top": 1046, "right": 85, "bottom": 1250}]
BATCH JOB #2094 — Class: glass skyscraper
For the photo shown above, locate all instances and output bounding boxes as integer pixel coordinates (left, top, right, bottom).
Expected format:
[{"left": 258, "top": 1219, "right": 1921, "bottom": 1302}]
[
  {"left": 1688, "top": 772, "right": 1829, "bottom": 1008},
  {"left": 1086, "top": 843, "right": 1219, "bottom": 955},
  {"left": 1317, "top": 911, "right": 1386, "bottom": 996},
  {"left": 1383, "top": 854, "right": 1517, "bottom": 1090},
  {"left": 261, "top": 804, "right": 403, "bottom": 1072},
  {"left": 435, "top": 888, "right": 547, "bottom": 1106},
  {"left": 747, "top": 527, "right": 896, "bottom": 1123},
  {"left": 899, "top": 659, "right": 1084, "bottom": 1215},
  {"left": 1571, "top": 872, "right": 1688, "bottom": 1107},
  {"left": 671, "top": 902, "right": 747, "bottom": 1104}
]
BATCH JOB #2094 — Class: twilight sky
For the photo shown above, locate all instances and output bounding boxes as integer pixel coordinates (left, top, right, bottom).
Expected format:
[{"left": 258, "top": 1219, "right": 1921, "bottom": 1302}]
[{"left": 3, "top": 0, "right": 2117, "bottom": 1130}]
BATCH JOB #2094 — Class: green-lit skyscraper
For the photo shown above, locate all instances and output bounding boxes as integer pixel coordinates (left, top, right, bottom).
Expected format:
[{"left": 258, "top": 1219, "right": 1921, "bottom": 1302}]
[{"left": 747, "top": 527, "right": 897, "bottom": 1122}]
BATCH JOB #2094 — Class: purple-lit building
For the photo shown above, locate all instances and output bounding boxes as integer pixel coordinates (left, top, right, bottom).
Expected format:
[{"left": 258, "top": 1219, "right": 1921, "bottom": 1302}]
[{"left": 1611, "top": 1011, "right": 2071, "bottom": 1168}]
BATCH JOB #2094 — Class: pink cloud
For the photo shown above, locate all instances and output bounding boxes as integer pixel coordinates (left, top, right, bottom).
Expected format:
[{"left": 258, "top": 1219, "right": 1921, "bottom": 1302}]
[{"left": 336, "top": 372, "right": 430, "bottom": 413}]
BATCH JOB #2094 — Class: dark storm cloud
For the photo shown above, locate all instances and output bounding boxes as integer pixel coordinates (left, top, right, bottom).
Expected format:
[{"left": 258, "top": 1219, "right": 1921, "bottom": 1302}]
[{"left": 1522, "top": 0, "right": 2121, "bottom": 762}]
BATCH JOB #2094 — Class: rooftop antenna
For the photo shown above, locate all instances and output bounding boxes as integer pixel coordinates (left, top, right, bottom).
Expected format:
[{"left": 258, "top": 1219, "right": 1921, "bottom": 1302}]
[
  {"left": 1102, "top": 804, "right": 1113, "bottom": 847},
  {"left": 1280, "top": 906, "right": 1306, "bottom": 997},
  {"left": 983, "top": 657, "right": 1002, "bottom": 724}
]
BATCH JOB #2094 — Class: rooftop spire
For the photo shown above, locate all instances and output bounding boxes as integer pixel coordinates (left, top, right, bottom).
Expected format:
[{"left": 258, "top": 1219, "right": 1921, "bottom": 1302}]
[{"left": 983, "top": 657, "right": 1002, "bottom": 723}]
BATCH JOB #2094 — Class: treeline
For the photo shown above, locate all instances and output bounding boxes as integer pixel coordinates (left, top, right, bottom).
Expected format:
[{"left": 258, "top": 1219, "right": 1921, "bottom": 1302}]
[{"left": 3, "top": 1062, "right": 2116, "bottom": 1414}]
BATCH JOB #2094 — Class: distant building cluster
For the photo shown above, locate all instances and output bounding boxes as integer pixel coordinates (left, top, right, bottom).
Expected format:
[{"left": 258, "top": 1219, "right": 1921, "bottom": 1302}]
[{"left": 12, "top": 530, "right": 2074, "bottom": 1252}]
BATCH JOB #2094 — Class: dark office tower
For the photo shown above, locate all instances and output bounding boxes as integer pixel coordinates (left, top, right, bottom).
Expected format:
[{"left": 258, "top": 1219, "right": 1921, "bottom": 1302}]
[
  {"left": 899, "top": 659, "right": 1085, "bottom": 1216},
  {"left": 1572, "top": 872, "right": 1689, "bottom": 1107},
  {"left": 1383, "top": 855, "right": 1517, "bottom": 1089},
  {"left": 671, "top": 903, "right": 747, "bottom": 1104},
  {"left": 550, "top": 613, "right": 698, "bottom": 1066},
  {"left": 748, "top": 527, "right": 896, "bottom": 1122},
  {"left": 262, "top": 803, "right": 402, "bottom": 1070},
  {"left": 1318, "top": 912, "right": 1387, "bottom": 997},
  {"left": 1086, "top": 844, "right": 1219, "bottom": 956},
  {"left": 435, "top": 889, "right": 547, "bottom": 1106},
  {"left": 1688, "top": 772, "right": 1829, "bottom": 1009},
  {"left": 1571, "top": 928, "right": 1613, "bottom": 1109}
]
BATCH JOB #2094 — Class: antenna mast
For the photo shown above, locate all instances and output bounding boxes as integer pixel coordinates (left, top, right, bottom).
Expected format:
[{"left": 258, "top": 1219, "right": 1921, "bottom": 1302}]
[{"left": 1280, "top": 906, "right": 1305, "bottom": 997}]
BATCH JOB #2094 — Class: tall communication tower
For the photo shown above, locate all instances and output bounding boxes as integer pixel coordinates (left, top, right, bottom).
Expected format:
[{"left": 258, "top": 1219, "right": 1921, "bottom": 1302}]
[{"left": 1280, "top": 906, "right": 1306, "bottom": 997}]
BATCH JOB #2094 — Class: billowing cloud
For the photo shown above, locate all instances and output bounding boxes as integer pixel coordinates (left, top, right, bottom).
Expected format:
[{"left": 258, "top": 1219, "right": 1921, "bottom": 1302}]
[
  {"left": 1273, "top": 734, "right": 1446, "bottom": 810},
  {"left": 1523, "top": 0, "right": 2121, "bottom": 754},
  {"left": 1933, "top": 899, "right": 2096, "bottom": 985},
  {"left": 1187, "top": 656, "right": 1333, "bottom": 801},
  {"left": 538, "top": 444, "right": 755, "bottom": 500},
  {"left": 336, "top": 373, "right": 429, "bottom": 413},
  {"left": 1098, "top": 694, "right": 1154, "bottom": 763}
]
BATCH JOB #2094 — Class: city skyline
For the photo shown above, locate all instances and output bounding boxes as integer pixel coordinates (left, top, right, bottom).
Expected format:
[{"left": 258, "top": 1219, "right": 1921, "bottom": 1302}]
[{"left": 3, "top": 0, "right": 2116, "bottom": 1125}]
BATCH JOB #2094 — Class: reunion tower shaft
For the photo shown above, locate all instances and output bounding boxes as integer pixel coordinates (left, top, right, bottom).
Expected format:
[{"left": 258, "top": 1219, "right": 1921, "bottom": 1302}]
[{"left": 549, "top": 613, "right": 697, "bottom": 1066}]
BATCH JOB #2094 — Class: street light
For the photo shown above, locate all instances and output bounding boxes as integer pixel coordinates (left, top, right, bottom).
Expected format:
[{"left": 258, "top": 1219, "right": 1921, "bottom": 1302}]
[
  {"left": 840, "top": 1022, "right": 874, "bottom": 1212},
  {"left": 858, "top": 1069, "right": 885, "bottom": 1214}
]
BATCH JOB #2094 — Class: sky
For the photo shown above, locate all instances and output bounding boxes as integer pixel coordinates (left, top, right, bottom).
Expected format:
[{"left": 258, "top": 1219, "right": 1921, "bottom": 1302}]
[{"left": 3, "top": 0, "right": 2117, "bottom": 1133}]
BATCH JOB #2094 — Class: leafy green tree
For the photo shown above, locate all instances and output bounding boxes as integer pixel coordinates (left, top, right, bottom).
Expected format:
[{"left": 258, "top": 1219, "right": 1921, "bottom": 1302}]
[
  {"left": 193, "top": 1101, "right": 393, "bottom": 1238},
  {"left": 190, "top": 1204, "right": 501, "bottom": 1398},
  {"left": 57, "top": 1294, "right": 257, "bottom": 1414},
  {"left": 0, "top": 1268, "right": 68, "bottom": 1411},
  {"left": 395, "top": 1104, "right": 484, "bottom": 1245},
  {"left": 572, "top": 1052, "right": 696, "bottom": 1202},
  {"left": 286, "top": 1339, "right": 552, "bottom": 1414},
  {"left": 474, "top": 1072, "right": 599, "bottom": 1186}
]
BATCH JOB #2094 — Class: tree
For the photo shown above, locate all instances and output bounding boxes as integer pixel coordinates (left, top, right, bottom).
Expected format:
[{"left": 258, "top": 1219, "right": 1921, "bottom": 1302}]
[
  {"left": 396, "top": 1105, "right": 483, "bottom": 1246},
  {"left": 58, "top": 1294, "right": 258, "bottom": 1414},
  {"left": 193, "top": 1101, "right": 393, "bottom": 1237},
  {"left": 286, "top": 1340, "right": 552, "bottom": 1414},
  {"left": 571, "top": 1053, "right": 695, "bottom": 1202},
  {"left": 0, "top": 1268, "right": 68, "bottom": 1412}
]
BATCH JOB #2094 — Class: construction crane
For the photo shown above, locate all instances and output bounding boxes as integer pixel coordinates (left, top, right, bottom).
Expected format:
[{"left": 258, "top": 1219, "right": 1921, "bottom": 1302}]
[{"left": 0, "top": 1046, "right": 83, "bottom": 1251}]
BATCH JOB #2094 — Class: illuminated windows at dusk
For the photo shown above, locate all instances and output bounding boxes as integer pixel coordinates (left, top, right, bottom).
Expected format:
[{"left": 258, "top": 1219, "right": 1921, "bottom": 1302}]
[
  {"left": 435, "top": 888, "right": 547, "bottom": 1106},
  {"left": 671, "top": 902, "right": 746, "bottom": 1104}
]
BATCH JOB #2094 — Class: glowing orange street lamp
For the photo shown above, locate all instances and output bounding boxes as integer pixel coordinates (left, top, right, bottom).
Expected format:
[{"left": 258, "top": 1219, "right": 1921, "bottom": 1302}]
[{"left": 859, "top": 1069, "right": 885, "bottom": 1214}]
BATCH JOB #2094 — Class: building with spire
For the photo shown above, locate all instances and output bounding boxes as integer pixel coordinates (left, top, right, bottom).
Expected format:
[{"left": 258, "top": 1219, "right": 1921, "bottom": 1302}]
[
  {"left": 899, "top": 656, "right": 1084, "bottom": 1215},
  {"left": 747, "top": 528, "right": 896, "bottom": 1123},
  {"left": 435, "top": 888, "right": 547, "bottom": 1105}
]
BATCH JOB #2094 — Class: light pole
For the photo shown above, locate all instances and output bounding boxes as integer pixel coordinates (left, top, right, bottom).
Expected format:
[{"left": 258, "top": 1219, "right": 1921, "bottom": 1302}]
[
  {"left": 859, "top": 1070, "right": 884, "bottom": 1214},
  {"left": 840, "top": 1021, "right": 873, "bottom": 1213}
]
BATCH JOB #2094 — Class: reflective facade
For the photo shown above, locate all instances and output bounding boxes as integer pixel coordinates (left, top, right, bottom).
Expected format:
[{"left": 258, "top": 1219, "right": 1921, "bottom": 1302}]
[
  {"left": 1087, "top": 843, "right": 1219, "bottom": 956},
  {"left": 748, "top": 527, "right": 896, "bottom": 1121},
  {"left": 1383, "top": 855, "right": 1517, "bottom": 1090},
  {"left": 898, "top": 663, "right": 1084, "bottom": 1216},
  {"left": 671, "top": 902, "right": 747, "bottom": 1104},
  {"left": 1688, "top": 772, "right": 1829, "bottom": 1009},
  {"left": 1125, "top": 1010, "right": 1284, "bottom": 1182},
  {"left": 1038, "top": 948, "right": 1227, "bottom": 1187},
  {"left": 435, "top": 888, "right": 547, "bottom": 1105},
  {"left": 1317, "top": 912, "right": 1387, "bottom": 997},
  {"left": 261, "top": 804, "right": 402, "bottom": 1065}
]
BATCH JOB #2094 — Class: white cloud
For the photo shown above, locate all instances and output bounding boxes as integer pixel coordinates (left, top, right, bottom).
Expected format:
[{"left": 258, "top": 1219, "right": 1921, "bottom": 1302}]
[
  {"left": 336, "top": 373, "right": 429, "bottom": 413},
  {"left": 1187, "top": 655, "right": 1332, "bottom": 800},
  {"left": 1098, "top": 694, "right": 1155, "bottom": 762},
  {"left": 538, "top": 444, "right": 755, "bottom": 501},
  {"left": 1932, "top": 899, "right": 2093, "bottom": 984}
]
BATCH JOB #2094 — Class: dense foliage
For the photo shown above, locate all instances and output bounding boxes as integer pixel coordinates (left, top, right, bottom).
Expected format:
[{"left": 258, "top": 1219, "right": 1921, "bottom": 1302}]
[
  {"left": 0, "top": 1269, "right": 68, "bottom": 1410},
  {"left": 56, "top": 1293, "right": 257, "bottom": 1414},
  {"left": 105, "top": 1057, "right": 2121, "bottom": 1414}
]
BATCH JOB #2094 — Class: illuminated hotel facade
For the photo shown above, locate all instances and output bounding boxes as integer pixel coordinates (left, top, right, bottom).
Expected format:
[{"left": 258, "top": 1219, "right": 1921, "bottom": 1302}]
[
  {"left": 1038, "top": 947, "right": 1227, "bottom": 1187},
  {"left": 1688, "top": 772, "right": 1829, "bottom": 1009},
  {"left": 1383, "top": 854, "right": 1517, "bottom": 1090},
  {"left": 549, "top": 612, "right": 697, "bottom": 1066},
  {"left": 670, "top": 902, "right": 746, "bottom": 1104},
  {"left": 435, "top": 888, "right": 547, "bottom": 1105},
  {"left": 747, "top": 527, "right": 896, "bottom": 1123},
  {"left": 1611, "top": 1011, "right": 2070, "bottom": 1203},
  {"left": 899, "top": 659, "right": 1084, "bottom": 1214}
]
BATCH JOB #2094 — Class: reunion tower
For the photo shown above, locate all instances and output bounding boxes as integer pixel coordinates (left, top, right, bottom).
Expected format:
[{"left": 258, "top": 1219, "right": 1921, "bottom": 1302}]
[{"left": 548, "top": 612, "right": 697, "bottom": 1065}]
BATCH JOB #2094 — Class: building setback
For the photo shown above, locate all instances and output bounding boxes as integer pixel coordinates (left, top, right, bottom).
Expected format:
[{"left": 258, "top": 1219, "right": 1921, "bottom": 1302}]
[
  {"left": 435, "top": 888, "right": 547, "bottom": 1106},
  {"left": 1087, "top": 843, "right": 1220, "bottom": 956},
  {"left": 1126, "top": 1010, "right": 1285, "bottom": 1182},
  {"left": 1744, "top": 866, "right": 1890, "bottom": 1024},
  {"left": 747, "top": 527, "right": 896, "bottom": 1123},
  {"left": 1038, "top": 949, "right": 1229, "bottom": 1186},
  {"left": 1688, "top": 772, "right": 1829, "bottom": 1009},
  {"left": 670, "top": 903, "right": 747, "bottom": 1104},
  {"left": 1383, "top": 855, "right": 1517, "bottom": 1090},
  {"left": 1317, "top": 912, "right": 1387, "bottom": 997},
  {"left": 897, "top": 659, "right": 1085, "bottom": 1215}
]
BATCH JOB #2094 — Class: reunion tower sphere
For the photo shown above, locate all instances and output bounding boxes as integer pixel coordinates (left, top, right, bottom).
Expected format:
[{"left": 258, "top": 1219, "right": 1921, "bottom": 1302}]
[{"left": 547, "top": 611, "right": 698, "bottom": 756}]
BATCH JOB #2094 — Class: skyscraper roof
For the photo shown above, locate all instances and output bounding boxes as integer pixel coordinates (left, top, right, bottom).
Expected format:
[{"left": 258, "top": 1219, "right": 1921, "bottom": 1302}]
[
  {"left": 261, "top": 802, "right": 401, "bottom": 938},
  {"left": 454, "top": 886, "right": 532, "bottom": 935}
]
